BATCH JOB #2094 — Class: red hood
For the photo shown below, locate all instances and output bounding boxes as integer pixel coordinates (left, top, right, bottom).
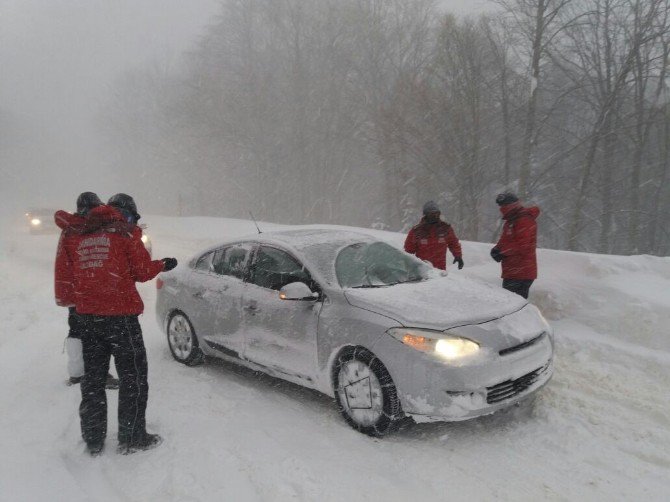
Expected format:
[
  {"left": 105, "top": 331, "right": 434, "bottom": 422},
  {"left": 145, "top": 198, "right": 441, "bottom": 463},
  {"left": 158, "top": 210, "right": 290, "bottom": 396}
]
[
  {"left": 500, "top": 203, "right": 540, "bottom": 221},
  {"left": 56, "top": 205, "right": 131, "bottom": 235},
  {"left": 54, "top": 210, "right": 86, "bottom": 230}
]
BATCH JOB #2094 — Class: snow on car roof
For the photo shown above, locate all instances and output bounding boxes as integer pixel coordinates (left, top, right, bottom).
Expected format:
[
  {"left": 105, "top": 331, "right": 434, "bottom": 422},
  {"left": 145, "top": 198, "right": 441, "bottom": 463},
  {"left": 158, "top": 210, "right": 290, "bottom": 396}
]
[
  {"left": 190, "top": 227, "right": 387, "bottom": 285},
  {"left": 255, "top": 228, "right": 380, "bottom": 284},
  {"left": 257, "top": 228, "right": 377, "bottom": 250}
]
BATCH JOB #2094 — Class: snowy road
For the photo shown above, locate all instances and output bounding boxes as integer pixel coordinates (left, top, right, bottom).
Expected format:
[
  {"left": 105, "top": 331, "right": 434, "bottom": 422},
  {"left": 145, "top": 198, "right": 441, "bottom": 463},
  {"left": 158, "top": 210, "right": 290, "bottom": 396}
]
[{"left": 1, "top": 215, "right": 668, "bottom": 501}]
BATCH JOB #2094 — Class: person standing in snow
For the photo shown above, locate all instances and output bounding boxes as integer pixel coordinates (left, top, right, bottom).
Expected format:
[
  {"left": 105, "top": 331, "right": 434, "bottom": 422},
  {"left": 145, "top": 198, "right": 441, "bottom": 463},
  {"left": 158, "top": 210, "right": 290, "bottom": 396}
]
[
  {"left": 490, "top": 192, "right": 540, "bottom": 299},
  {"left": 404, "top": 200, "right": 464, "bottom": 271},
  {"left": 56, "top": 194, "right": 177, "bottom": 456},
  {"left": 54, "top": 192, "right": 119, "bottom": 389}
]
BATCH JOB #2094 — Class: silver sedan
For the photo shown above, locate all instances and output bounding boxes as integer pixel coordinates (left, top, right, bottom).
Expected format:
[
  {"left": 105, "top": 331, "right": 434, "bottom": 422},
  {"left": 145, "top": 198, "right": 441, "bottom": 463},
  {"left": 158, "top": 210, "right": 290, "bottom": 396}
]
[{"left": 156, "top": 228, "right": 554, "bottom": 436}]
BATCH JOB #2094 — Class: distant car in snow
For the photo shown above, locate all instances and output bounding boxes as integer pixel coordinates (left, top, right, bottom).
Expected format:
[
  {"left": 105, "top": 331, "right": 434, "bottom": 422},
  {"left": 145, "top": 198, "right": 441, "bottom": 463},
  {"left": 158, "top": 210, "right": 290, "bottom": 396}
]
[
  {"left": 156, "top": 228, "right": 554, "bottom": 436},
  {"left": 25, "top": 208, "right": 59, "bottom": 234}
]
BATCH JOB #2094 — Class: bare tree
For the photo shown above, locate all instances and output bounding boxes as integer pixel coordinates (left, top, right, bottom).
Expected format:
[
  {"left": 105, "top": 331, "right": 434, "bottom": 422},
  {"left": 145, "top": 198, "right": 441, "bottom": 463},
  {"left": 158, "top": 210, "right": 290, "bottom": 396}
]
[{"left": 494, "top": 0, "right": 574, "bottom": 198}]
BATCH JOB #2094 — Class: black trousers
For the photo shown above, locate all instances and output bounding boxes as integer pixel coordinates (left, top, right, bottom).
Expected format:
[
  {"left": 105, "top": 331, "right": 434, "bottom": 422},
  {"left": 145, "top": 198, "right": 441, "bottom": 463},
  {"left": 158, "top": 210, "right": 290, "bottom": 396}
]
[
  {"left": 78, "top": 315, "right": 148, "bottom": 446},
  {"left": 502, "top": 279, "right": 534, "bottom": 299}
]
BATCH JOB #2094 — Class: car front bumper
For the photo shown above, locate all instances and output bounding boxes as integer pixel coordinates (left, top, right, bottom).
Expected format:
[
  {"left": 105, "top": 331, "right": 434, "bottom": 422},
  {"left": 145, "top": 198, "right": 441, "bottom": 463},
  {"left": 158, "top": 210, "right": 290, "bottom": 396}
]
[{"left": 371, "top": 331, "right": 554, "bottom": 422}]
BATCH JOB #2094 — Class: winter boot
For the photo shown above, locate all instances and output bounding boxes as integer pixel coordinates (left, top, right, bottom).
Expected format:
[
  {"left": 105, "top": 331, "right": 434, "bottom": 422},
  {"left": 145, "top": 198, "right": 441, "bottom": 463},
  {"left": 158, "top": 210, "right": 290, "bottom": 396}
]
[
  {"left": 87, "top": 442, "right": 104, "bottom": 457},
  {"left": 118, "top": 433, "right": 162, "bottom": 454}
]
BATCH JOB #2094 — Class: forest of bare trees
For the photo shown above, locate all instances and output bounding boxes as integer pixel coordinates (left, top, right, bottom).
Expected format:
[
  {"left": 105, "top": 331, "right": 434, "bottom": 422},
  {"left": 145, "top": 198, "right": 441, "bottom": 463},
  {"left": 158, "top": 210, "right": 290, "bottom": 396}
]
[{"left": 100, "top": 0, "right": 670, "bottom": 256}]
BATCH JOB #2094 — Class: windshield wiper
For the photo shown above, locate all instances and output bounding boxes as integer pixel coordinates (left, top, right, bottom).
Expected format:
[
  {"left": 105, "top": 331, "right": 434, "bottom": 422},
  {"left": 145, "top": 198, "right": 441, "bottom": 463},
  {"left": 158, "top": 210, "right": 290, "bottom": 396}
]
[{"left": 351, "top": 278, "right": 426, "bottom": 288}]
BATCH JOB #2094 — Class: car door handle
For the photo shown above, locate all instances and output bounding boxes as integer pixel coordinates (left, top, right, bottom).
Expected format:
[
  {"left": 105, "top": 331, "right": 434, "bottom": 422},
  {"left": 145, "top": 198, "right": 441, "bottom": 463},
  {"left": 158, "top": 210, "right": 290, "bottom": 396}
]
[
  {"left": 192, "top": 290, "right": 205, "bottom": 299},
  {"left": 244, "top": 300, "right": 258, "bottom": 312}
]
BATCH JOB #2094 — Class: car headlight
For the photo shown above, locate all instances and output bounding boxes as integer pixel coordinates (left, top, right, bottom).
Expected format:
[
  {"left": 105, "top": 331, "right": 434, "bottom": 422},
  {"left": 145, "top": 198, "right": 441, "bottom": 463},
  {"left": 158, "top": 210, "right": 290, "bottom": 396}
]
[
  {"left": 31, "top": 218, "right": 41, "bottom": 226},
  {"left": 141, "top": 234, "right": 149, "bottom": 244},
  {"left": 388, "top": 328, "right": 479, "bottom": 360}
]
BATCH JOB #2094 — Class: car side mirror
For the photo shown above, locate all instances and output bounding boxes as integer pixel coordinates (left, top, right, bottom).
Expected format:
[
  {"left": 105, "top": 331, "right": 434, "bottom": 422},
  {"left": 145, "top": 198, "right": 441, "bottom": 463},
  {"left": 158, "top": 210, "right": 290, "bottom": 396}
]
[{"left": 279, "top": 282, "right": 318, "bottom": 301}]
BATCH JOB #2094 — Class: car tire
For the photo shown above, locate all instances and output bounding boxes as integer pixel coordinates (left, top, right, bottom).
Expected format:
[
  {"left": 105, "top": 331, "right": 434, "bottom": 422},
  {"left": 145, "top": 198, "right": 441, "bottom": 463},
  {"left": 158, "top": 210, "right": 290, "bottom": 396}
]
[
  {"left": 167, "top": 311, "right": 204, "bottom": 366},
  {"left": 333, "top": 346, "right": 403, "bottom": 437}
]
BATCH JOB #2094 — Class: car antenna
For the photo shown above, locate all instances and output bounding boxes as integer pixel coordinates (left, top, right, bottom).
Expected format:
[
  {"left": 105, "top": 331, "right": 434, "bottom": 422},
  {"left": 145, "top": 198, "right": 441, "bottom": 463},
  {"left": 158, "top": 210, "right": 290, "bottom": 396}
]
[{"left": 249, "top": 211, "right": 262, "bottom": 234}]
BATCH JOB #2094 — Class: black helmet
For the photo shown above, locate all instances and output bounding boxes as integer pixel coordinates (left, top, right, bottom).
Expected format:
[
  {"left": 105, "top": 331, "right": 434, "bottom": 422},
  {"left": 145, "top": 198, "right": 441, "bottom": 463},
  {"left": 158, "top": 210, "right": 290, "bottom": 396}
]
[
  {"left": 76, "top": 192, "right": 102, "bottom": 216},
  {"left": 108, "top": 193, "right": 141, "bottom": 221},
  {"left": 495, "top": 192, "right": 519, "bottom": 206}
]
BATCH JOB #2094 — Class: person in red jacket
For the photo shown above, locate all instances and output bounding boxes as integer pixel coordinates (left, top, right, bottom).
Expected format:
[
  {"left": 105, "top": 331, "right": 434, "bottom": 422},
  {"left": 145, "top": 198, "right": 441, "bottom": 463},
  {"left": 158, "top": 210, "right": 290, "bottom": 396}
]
[
  {"left": 404, "top": 200, "right": 464, "bottom": 270},
  {"left": 55, "top": 192, "right": 119, "bottom": 389},
  {"left": 490, "top": 192, "right": 540, "bottom": 299},
  {"left": 56, "top": 194, "right": 177, "bottom": 456}
]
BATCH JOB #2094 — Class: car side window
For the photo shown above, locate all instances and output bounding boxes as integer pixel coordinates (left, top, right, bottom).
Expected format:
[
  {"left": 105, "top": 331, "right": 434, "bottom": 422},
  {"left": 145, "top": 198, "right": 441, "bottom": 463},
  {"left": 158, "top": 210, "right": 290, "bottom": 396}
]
[
  {"left": 195, "top": 251, "right": 215, "bottom": 272},
  {"left": 249, "top": 246, "right": 312, "bottom": 291},
  {"left": 212, "top": 243, "right": 253, "bottom": 280}
]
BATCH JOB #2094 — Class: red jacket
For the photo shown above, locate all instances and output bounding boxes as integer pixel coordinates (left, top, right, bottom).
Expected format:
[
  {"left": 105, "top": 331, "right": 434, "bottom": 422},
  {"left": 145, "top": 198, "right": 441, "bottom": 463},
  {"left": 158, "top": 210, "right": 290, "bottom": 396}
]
[
  {"left": 495, "top": 203, "right": 540, "bottom": 280},
  {"left": 54, "top": 205, "right": 165, "bottom": 315},
  {"left": 404, "top": 219, "right": 462, "bottom": 270},
  {"left": 54, "top": 211, "right": 87, "bottom": 307}
]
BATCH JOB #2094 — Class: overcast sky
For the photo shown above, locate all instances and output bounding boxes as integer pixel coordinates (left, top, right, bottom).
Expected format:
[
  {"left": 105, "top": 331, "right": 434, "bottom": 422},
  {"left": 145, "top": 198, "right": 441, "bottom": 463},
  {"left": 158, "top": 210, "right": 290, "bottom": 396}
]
[
  {"left": 0, "top": 0, "right": 491, "bottom": 213},
  {"left": 1, "top": 0, "right": 221, "bottom": 211}
]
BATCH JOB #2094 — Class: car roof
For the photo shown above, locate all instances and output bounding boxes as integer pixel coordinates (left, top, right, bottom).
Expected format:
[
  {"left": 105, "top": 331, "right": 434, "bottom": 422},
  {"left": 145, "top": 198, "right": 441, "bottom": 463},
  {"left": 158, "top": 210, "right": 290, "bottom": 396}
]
[
  {"left": 191, "top": 228, "right": 381, "bottom": 285},
  {"left": 192, "top": 227, "right": 378, "bottom": 259},
  {"left": 252, "top": 228, "right": 378, "bottom": 251}
]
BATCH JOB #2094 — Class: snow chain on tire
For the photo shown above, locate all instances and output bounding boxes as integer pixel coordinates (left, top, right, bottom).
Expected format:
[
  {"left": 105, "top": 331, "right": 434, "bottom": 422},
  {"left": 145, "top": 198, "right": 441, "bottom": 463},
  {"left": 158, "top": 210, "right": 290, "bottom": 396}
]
[{"left": 333, "top": 346, "right": 403, "bottom": 437}]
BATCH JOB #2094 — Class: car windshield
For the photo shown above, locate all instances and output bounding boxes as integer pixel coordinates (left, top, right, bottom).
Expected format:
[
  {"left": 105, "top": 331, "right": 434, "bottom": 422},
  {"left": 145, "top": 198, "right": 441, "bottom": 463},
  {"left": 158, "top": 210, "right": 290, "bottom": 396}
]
[{"left": 335, "top": 241, "right": 431, "bottom": 288}]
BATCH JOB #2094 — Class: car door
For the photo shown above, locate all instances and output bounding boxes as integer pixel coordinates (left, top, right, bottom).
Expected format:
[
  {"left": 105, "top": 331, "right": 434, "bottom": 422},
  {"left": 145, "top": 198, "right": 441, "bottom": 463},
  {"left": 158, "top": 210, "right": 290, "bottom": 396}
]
[
  {"left": 242, "top": 245, "right": 322, "bottom": 383},
  {"left": 188, "top": 243, "right": 254, "bottom": 358},
  {"left": 182, "top": 249, "right": 219, "bottom": 337}
]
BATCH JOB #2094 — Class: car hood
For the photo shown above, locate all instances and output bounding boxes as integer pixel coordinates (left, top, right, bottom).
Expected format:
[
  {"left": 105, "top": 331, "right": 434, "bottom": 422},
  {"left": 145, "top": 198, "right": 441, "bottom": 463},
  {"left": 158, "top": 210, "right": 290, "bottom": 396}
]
[{"left": 343, "top": 274, "right": 527, "bottom": 330}]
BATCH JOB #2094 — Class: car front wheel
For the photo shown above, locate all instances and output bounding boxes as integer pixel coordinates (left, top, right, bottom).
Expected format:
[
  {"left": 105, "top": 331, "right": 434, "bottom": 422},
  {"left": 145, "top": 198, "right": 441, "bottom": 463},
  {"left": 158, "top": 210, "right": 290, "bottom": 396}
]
[
  {"left": 167, "top": 312, "right": 203, "bottom": 366},
  {"left": 333, "top": 347, "right": 403, "bottom": 436}
]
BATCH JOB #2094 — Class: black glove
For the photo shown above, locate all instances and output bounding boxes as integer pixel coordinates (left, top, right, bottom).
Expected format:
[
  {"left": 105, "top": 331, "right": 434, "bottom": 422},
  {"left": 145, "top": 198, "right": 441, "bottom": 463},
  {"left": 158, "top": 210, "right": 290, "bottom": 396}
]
[
  {"left": 453, "top": 256, "right": 464, "bottom": 270},
  {"left": 162, "top": 257, "right": 178, "bottom": 271},
  {"left": 490, "top": 248, "right": 504, "bottom": 263}
]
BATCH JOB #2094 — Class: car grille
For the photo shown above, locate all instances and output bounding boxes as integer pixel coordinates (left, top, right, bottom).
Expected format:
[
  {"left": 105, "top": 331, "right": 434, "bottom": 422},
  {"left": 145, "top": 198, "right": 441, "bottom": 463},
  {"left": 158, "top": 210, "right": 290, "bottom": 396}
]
[
  {"left": 486, "top": 364, "right": 548, "bottom": 404},
  {"left": 499, "top": 332, "right": 546, "bottom": 356}
]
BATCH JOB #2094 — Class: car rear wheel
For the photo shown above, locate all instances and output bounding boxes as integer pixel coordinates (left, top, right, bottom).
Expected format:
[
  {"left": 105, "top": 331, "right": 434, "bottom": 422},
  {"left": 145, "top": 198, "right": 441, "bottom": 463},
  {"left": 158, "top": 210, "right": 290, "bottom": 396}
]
[
  {"left": 167, "top": 312, "right": 203, "bottom": 366},
  {"left": 333, "top": 347, "right": 403, "bottom": 436}
]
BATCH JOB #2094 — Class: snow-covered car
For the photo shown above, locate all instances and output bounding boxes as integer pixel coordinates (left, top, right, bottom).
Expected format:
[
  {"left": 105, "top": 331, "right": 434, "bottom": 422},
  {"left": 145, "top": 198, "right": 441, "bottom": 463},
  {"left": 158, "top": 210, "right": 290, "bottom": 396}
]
[
  {"left": 25, "top": 208, "right": 58, "bottom": 234},
  {"left": 156, "top": 229, "right": 554, "bottom": 436}
]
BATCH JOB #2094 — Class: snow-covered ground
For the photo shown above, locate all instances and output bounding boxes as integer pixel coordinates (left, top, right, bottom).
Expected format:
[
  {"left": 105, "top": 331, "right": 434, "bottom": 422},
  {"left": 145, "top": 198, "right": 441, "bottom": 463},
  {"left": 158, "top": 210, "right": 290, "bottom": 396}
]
[{"left": 1, "top": 214, "right": 669, "bottom": 501}]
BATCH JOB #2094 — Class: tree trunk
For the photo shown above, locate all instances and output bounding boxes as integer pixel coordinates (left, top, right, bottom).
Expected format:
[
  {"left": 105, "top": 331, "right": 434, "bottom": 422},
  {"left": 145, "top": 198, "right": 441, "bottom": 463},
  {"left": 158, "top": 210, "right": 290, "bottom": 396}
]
[{"left": 519, "top": 0, "right": 546, "bottom": 198}]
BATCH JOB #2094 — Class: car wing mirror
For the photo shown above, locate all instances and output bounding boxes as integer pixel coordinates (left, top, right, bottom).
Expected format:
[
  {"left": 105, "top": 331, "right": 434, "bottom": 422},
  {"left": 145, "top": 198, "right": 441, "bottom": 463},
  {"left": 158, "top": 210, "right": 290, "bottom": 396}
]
[{"left": 279, "top": 282, "right": 319, "bottom": 301}]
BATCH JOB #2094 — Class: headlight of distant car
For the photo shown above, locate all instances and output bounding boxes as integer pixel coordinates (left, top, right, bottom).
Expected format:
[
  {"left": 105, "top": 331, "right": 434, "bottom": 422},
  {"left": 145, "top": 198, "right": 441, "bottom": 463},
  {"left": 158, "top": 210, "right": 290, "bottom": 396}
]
[
  {"left": 388, "top": 328, "right": 479, "bottom": 360},
  {"left": 141, "top": 234, "right": 149, "bottom": 244},
  {"left": 31, "top": 218, "right": 42, "bottom": 226}
]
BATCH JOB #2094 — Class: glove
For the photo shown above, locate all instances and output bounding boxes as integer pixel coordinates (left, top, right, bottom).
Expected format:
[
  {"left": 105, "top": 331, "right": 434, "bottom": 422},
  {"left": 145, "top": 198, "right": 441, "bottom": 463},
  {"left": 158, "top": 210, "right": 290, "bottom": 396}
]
[
  {"left": 453, "top": 256, "right": 464, "bottom": 270},
  {"left": 490, "top": 248, "right": 504, "bottom": 263},
  {"left": 162, "top": 257, "right": 178, "bottom": 271}
]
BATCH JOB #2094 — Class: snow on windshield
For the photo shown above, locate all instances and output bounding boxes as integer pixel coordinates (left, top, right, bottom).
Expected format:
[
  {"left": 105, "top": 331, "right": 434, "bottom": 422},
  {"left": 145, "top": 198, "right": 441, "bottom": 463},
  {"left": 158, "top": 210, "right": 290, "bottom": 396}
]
[{"left": 335, "top": 241, "right": 431, "bottom": 288}]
